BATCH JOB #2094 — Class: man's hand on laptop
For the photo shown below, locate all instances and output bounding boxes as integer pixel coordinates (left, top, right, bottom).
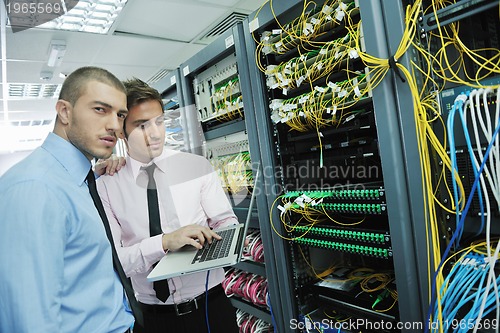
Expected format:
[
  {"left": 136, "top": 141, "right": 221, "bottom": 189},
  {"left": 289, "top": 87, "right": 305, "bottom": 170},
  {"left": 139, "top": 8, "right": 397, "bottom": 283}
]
[{"left": 162, "top": 225, "right": 222, "bottom": 251}]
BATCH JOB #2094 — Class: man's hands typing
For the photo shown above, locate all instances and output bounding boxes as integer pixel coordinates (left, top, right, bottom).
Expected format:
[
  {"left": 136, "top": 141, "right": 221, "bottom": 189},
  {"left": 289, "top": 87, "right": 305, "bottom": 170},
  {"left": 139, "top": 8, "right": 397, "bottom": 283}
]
[{"left": 162, "top": 225, "right": 222, "bottom": 251}]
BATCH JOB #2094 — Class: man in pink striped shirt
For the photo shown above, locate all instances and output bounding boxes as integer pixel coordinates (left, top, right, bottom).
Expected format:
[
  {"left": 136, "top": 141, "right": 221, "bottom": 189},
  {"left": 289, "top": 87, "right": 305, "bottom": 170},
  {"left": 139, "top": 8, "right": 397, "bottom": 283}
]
[{"left": 96, "top": 78, "right": 239, "bottom": 333}]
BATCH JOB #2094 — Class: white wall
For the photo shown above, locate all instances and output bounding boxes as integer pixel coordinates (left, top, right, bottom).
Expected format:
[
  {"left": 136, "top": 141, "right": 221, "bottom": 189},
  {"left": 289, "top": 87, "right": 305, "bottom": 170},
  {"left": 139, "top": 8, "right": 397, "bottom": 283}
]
[{"left": 0, "top": 151, "right": 33, "bottom": 177}]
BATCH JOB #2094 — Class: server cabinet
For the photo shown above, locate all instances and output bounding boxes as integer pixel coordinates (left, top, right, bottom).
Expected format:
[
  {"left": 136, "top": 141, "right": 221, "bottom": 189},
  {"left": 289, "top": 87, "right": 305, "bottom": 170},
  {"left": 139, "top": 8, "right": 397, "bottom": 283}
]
[
  {"left": 169, "top": 0, "right": 500, "bottom": 331},
  {"left": 152, "top": 68, "right": 189, "bottom": 152},
  {"left": 361, "top": 1, "right": 500, "bottom": 332},
  {"left": 244, "top": 1, "right": 404, "bottom": 332},
  {"left": 245, "top": 0, "right": 500, "bottom": 330},
  {"left": 177, "top": 24, "right": 277, "bottom": 332}
]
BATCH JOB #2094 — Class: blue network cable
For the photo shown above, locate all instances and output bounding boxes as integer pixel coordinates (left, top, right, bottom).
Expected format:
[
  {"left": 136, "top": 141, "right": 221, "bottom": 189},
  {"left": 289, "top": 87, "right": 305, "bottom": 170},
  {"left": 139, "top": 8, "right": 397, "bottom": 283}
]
[
  {"left": 267, "top": 292, "right": 277, "bottom": 333},
  {"left": 447, "top": 97, "right": 463, "bottom": 246},
  {"left": 425, "top": 99, "right": 500, "bottom": 333},
  {"left": 436, "top": 260, "right": 462, "bottom": 311},
  {"left": 444, "top": 262, "right": 486, "bottom": 324},
  {"left": 432, "top": 253, "right": 498, "bottom": 333},
  {"left": 455, "top": 268, "right": 490, "bottom": 333},
  {"left": 205, "top": 270, "right": 211, "bottom": 333},
  {"left": 454, "top": 273, "right": 500, "bottom": 333},
  {"left": 457, "top": 97, "right": 485, "bottom": 235},
  {"left": 440, "top": 261, "right": 477, "bottom": 317}
]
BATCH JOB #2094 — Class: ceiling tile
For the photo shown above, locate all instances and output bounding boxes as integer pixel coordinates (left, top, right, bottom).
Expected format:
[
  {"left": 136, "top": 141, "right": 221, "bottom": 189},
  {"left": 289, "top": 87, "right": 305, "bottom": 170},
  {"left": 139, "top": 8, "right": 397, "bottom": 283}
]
[
  {"left": 194, "top": 0, "right": 240, "bottom": 6},
  {"left": 116, "top": 1, "right": 227, "bottom": 42},
  {"left": 234, "top": 0, "right": 266, "bottom": 12}
]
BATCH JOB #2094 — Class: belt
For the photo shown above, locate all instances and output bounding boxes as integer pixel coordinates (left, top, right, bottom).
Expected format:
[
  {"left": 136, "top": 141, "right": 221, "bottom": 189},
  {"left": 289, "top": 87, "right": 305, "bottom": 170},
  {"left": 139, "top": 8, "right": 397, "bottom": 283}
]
[{"left": 139, "top": 285, "right": 225, "bottom": 316}]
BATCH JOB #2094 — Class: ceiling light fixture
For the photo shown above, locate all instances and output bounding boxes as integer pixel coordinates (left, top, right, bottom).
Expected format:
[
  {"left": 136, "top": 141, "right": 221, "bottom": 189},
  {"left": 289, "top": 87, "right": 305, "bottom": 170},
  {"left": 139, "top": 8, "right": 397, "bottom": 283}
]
[
  {"left": 8, "top": 83, "right": 62, "bottom": 99},
  {"left": 38, "top": 0, "right": 129, "bottom": 34},
  {"left": 47, "top": 40, "right": 66, "bottom": 67}
]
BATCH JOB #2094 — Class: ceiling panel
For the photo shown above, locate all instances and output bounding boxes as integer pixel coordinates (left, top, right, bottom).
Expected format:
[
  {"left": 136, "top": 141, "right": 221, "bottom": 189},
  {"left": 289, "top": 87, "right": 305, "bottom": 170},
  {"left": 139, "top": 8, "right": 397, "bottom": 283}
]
[
  {"left": 6, "top": 61, "right": 62, "bottom": 83},
  {"left": 92, "top": 35, "right": 184, "bottom": 68},
  {"left": 0, "top": 0, "right": 266, "bottom": 154},
  {"left": 116, "top": 1, "right": 227, "bottom": 42},
  {"left": 0, "top": 99, "right": 56, "bottom": 117},
  {"left": 195, "top": 0, "right": 240, "bottom": 6},
  {"left": 235, "top": 0, "right": 267, "bottom": 12}
]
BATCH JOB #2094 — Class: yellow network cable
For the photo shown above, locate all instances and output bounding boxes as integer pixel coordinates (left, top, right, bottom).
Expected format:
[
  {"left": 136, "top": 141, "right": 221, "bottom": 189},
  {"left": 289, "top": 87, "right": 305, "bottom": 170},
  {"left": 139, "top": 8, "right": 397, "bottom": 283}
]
[
  {"left": 403, "top": 2, "right": 499, "bottom": 329},
  {"left": 210, "top": 151, "right": 252, "bottom": 194},
  {"left": 259, "top": 1, "right": 499, "bottom": 329},
  {"left": 265, "top": 30, "right": 358, "bottom": 92},
  {"left": 297, "top": 244, "right": 337, "bottom": 279}
]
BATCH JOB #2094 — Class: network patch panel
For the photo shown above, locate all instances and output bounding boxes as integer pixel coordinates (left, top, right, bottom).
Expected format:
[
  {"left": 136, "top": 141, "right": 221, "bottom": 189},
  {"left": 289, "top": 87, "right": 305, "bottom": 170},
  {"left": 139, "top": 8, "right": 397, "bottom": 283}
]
[
  {"left": 192, "top": 53, "right": 241, "bottom": 128},
  {"left": 283, "top": 187, "right": 385, "bottom": 201},
  {"left": 259, "top": 0, "right": 358, "bottom": 56},
  {"left": 268, "top": 72, "right": 371, "bottom": 129},
  {"left": 292, "top": 225, "right": 390, "bottom": 245},
  {"left": 204, "top": 131, "right": 253, "bottom": 196},
  {"left": 264, "top": 31, "right": 359, "bottom": 92},
  {"left": 294, "top": 238, "right": 392, "bottom": 259},
  {"left": 252, "top": 0, "right": 397, "bottom": 329},
  {"left": 291, "top": 202, "right": 386, "bottom": 215},
  {"left": 205, "top": 131, "right": 250, "bottom": 159}
]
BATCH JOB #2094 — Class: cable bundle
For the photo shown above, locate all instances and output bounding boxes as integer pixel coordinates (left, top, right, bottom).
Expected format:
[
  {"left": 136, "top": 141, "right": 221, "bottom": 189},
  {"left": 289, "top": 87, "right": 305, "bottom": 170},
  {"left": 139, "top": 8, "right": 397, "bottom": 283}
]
[
  {"left": 428, "top": 90, "right": 500, "bottom": 332},
  {"left": 268, "top": 74, "right": 368, "bottom": 131},
  {"left": 209, "top": 151, "right": 253, "bottom": 194},
  {"left": 446, "top": 89, "right": 500, "bottom": 245},
  {"left": 255, "top": 0, "right": 357, "bottom": 57},
  {"left": 264, "top": 31, "right": 358, "bottom": 92},
  {"left": 211, "top": 76, "right": 244, "bottom": 122},
  {"left": 236, "top": 309, "right": 274, "bottom": 333},
  {"left": 223, "top": 269, "right": 269, "bottom": 308},
  {"left": 243, "top": 229, "right": 265, "bottom": 263},
  {"left": 433, "top": 250, "right": 500, "bottom": 333}
]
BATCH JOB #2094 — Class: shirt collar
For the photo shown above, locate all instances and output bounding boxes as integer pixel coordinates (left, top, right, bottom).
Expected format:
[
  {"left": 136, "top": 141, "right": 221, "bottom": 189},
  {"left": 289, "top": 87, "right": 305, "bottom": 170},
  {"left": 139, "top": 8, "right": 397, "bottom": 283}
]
[
  {"left": 128, "top": 150, "right": 174, "bottom": 181},
  {"left": 42, "top": 132, "right": 92, "bottom": 186}
]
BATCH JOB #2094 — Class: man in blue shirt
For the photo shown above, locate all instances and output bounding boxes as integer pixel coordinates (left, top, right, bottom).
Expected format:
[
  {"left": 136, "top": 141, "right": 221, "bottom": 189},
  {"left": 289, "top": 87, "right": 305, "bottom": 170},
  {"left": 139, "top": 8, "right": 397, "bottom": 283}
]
[{"left": 0, "top": 67, "right": 135, "bottom": 333}]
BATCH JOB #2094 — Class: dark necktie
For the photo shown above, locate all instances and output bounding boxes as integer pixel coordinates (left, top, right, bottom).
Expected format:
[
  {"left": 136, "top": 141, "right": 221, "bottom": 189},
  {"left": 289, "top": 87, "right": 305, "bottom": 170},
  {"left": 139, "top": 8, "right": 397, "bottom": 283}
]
[
  {"left": 143, "top": 164, "right": 170, "bottom": 302},
  {"left": 86, "top": 169, "right": 143, "bottom": 326}
]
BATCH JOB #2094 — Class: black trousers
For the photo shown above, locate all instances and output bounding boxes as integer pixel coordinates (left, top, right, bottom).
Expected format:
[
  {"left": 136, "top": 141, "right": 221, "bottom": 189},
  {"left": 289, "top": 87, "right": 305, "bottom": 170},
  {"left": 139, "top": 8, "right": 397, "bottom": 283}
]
[{"left": 133, "top": 285, "right": 238, "bottom": 333}]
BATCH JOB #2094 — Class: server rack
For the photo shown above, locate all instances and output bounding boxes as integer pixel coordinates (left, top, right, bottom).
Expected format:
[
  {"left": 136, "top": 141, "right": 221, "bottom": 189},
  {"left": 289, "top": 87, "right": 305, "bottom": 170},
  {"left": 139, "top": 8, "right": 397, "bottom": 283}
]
[
  {"left": 413, "top": 1, "right": 500, "bottom": 332},
  {"left": 176, "top": 24, "right": 278, "bottom": 331},
  {"left": 244, "top": 1, "right": 404, "bottom": 332},
  {"left": 243, "top": 0, "right": 500, "bottom": 331},
  {"left": 357, "top": 0, "right": 500, "bottom": 332},
  {"left": 167, "top": 0, "right": 500, "bottom": 331},
  {"left": 356, "top": 1, "right": 428, "bottom": 327},
  {"left": 152, "top": 68, "right": 189, "bottom": 152}
]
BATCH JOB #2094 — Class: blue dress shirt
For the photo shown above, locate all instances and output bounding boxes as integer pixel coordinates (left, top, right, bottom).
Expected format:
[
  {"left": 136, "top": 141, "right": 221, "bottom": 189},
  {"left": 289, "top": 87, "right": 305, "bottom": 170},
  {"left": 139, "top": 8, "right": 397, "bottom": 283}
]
[{"left": 0, "top": 133, "right": 134, "bottom": 333}]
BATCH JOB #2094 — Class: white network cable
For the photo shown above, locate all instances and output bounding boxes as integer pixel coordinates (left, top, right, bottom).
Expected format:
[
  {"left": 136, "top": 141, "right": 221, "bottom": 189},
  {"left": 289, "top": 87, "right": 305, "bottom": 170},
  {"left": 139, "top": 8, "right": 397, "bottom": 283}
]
[
  {"left": 472, "top": 87, "right": 500, "bottom": 333},
  {"left": 469, "top": 89, "right": 500, "bottom": 207}
]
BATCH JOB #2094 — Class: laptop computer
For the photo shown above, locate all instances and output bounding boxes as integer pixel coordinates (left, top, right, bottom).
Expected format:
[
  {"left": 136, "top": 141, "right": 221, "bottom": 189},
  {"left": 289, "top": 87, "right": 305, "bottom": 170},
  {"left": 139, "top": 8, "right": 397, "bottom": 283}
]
[{"left": 147, "top": 168, "right": 259, "bottom": 281}]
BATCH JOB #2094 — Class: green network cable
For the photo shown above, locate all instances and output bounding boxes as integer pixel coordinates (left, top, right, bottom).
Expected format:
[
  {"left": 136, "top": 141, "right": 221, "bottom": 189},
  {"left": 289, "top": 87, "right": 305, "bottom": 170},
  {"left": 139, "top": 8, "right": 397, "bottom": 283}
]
[
  {"left": 292, "top": 225, "right": 388, "bottom": 244},
  {"left": 288, "top": 202, "right": 386, "bottom": 214},
  {"left": 294, "top": 237, "right": 391, "bottom": 259},
  {"left": 284, "top": 188, "right": 384, "bottom": 200}
]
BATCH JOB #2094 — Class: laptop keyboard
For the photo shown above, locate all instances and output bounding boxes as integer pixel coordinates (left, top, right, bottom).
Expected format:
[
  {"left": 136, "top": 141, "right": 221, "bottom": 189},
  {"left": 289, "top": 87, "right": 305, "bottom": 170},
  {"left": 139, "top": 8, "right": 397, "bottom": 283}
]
[{"left": 192, "top": 228, "right": 235, "bottom": 264}]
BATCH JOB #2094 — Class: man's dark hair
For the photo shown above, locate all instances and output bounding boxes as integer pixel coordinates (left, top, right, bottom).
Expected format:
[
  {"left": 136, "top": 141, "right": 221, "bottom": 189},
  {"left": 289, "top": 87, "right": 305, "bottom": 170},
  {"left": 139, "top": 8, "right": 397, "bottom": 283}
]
[
  {"left": 59, "top": 66, "right": 126, "bottom": 105},
  {"left": 122, "top": 78, "right": 164, "bottom": 135},
  {"left": 123, "top": 78, "right": 164, "bottom": 111}
]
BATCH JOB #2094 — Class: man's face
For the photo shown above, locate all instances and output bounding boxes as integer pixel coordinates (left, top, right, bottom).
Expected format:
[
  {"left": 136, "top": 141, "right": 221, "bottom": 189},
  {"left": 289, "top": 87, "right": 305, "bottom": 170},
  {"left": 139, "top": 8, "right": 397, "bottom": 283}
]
[
  {"left": 64, "top": 81, "right": 127, "bottom": 160},
  {"left": 124, "top": 99, "right": 165, "bottom": 163}
]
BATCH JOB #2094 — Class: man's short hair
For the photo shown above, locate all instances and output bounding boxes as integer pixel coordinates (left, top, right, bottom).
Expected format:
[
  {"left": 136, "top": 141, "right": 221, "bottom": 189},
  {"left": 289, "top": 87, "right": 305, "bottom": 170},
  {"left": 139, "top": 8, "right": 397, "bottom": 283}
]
[
  {"left": 123, "top": 78, "right": 164, "bottom": 111},
  {"left": 122, "top": 78, "right": 165, "bottom": 136},
  {"left": 59, "top": 66, "right": 126, "bottom": 105}
]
